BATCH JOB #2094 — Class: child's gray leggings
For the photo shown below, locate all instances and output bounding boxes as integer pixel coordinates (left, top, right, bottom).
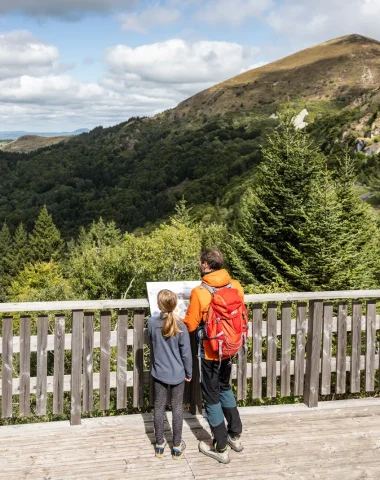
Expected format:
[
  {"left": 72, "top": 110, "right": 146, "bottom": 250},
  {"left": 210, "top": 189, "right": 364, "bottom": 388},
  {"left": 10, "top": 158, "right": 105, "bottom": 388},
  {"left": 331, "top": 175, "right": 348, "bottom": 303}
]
[{"left": 153, "top": 379, "right": 185, "bottom": 447}]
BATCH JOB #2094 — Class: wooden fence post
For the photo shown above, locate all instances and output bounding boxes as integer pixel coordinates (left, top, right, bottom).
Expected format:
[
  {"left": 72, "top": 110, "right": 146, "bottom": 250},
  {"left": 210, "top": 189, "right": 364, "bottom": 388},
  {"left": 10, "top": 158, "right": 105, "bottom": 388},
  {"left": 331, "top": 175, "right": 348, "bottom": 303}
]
[
  {"left": 2, "top": 317, "right": 13, "bottom": 418},
  {"left": 117, "top": 311, "right": 128, "bottom": 410},
  {"left": 100, "top": 311, "right": 111, "bottom": 411},
  {"left": 304, "top": 300, "right": 323, "bottom": 408},
  {"left": 36, "top": 315, "right": 48, "bottom": 416},
  {"left": 133, "top": 310, "right": 145, "bottom": 408},
  {"left": 70, "top": 310, "right": 83, "bottom": 425},
  {"left": 19, "top": 316, "right": 31, "bottom": 417}
]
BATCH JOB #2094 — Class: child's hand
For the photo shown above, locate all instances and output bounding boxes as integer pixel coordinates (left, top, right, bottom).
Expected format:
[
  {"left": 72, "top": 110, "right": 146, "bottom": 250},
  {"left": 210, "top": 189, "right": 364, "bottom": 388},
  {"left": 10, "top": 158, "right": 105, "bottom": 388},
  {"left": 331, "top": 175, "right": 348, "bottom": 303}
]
[{"left": 185, "top": 378, "right": 192, "bottom": 382}]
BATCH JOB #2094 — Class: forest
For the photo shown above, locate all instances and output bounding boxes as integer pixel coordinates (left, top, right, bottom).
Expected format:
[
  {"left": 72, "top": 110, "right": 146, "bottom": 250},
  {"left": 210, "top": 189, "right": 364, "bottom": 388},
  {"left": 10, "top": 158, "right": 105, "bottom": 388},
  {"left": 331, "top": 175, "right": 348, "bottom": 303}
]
[{"left": 1, "top": 114, "right": 378, "bottom": 306}]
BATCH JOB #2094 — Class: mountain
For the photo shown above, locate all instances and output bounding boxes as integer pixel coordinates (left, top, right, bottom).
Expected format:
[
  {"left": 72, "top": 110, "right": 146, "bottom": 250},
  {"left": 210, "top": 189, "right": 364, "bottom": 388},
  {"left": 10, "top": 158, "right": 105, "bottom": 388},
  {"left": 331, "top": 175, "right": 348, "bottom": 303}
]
[
  {"left": 1, "top": 34, "right": 380, "bottom": 238},
  {"left": 0, "top": 129, "right": 90, "bottom": 140},
  {"left": 177, "top": 34, "right": 380, "bottom": 119}
]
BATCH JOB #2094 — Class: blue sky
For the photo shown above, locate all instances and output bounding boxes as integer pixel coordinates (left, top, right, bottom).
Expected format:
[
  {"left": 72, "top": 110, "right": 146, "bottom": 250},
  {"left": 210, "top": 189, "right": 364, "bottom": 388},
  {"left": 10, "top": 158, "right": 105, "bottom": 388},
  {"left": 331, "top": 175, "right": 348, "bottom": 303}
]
[{"left": 0, "top": 0, "right": 379, "bottom": 131}]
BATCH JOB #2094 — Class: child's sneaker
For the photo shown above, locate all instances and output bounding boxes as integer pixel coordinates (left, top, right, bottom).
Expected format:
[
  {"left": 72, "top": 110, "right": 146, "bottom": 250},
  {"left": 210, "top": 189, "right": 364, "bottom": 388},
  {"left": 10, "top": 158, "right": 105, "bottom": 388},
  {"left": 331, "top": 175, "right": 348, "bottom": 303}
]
[
  {"left": 172, "top": 439, "right": 186, "bottom": 460},
  {"left": 227, "top": 434, "right": 244, "bottom": 452},
  {"left": 155, "top": 439, "right": 167, "bottom": 458},
  {"left": 199, "top": 440, "right": 230, "bottom": 464}
]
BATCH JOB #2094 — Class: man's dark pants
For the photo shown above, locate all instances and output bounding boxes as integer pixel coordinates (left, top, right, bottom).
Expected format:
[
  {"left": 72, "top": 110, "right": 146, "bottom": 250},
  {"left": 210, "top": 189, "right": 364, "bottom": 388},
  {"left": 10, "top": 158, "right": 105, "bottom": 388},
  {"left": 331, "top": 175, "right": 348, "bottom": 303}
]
[{"left": 201, "top": 358, "right": 242, "bottom": 451}]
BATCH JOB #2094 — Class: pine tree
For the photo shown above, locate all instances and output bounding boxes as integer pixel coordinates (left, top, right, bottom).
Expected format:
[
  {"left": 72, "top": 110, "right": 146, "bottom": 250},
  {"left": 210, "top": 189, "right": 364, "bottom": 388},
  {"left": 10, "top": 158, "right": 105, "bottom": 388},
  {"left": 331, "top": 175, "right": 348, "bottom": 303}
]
[
  {"left": 0, "top": 222, "right": 13, "bottom": 300},
  {"left": 29, "top": 206, "right": 64, "bottom": 263},
  {"left": 12, "top": 222, "right": 29, "bottom": 275},
  {"left": 229, "top": 113, "right": 326, "bottom": 286},
  {"left": 332, "top": 152, "right": 380, "bottom": 288},
  {"left": 229, "top": 115, "right": 379, "bottom": 291}
]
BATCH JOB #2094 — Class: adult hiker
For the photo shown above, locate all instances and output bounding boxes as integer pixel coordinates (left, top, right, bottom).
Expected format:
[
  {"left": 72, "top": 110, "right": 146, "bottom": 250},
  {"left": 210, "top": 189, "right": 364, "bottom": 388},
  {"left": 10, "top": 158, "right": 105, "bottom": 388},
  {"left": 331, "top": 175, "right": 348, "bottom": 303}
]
[{"left": 184, "top": 248, "right": 247, "bottom": 464}]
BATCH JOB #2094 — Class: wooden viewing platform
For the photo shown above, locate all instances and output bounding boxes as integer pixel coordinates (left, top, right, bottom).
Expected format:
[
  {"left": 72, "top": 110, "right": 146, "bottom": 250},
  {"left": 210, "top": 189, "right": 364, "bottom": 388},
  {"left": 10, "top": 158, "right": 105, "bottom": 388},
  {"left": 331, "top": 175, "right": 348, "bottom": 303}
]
[
  {"left": 2, "top": 291, "right": 380, "bottom": 478},
  {"left": 2, "top": 399, "right": 380, "bottom": 479}
]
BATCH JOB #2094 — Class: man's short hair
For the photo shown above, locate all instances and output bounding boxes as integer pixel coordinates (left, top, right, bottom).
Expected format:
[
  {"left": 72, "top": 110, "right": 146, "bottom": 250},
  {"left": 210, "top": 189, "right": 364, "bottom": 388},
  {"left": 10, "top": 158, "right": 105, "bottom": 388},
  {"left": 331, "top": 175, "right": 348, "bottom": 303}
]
[{"left": 200, "top": 248, "right": 224, "bottom": 271}]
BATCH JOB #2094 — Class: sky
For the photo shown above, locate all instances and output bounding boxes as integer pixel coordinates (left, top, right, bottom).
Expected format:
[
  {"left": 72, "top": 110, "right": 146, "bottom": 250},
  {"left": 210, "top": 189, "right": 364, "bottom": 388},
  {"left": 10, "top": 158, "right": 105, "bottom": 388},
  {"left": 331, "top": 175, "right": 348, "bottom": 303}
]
[{"left": 0, "top": 0, "right": 379, "bottom": 132}]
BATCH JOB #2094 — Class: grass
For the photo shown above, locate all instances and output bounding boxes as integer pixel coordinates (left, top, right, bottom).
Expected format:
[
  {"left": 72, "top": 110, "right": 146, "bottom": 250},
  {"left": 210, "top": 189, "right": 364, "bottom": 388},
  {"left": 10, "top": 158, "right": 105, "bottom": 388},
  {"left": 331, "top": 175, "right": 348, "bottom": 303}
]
[{"left": 0, "top": 135, "right": 68, "bottom": 153}]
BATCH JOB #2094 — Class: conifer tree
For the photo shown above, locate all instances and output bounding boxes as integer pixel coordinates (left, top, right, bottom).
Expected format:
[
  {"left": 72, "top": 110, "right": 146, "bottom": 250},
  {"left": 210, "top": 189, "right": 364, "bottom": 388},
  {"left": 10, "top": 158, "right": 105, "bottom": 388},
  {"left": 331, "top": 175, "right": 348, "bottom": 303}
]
[
  {"left": 29, "top": 206, "right": 64, "bottom": 263},
  {"left": 0, "top": 222, "right": 13, "bottom": 300},
  {"left": 229, "top": 115, "right": 379, "bottom": 291},
  {"left": 229, "top": 113, "right": 325, "bottom": 286},
  {"left": 12, "top": 222, "right": 29, "bottom": 274}
]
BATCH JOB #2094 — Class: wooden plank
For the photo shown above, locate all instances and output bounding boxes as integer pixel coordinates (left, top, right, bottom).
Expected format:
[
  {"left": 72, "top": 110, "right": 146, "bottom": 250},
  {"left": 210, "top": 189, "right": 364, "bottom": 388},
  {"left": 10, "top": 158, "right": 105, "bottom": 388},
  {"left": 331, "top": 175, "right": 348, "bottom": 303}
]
[
  {"left": 133, "top": 310, "right": 145, "bottom": 408},
  {"left": 53, "top": 314, "right": 65, "bottom": 414},
  {"left": 280, "top": 302, "right": 291, "bottom": 397},
  {"left": 252, "top": 303, "right": 263, "bottom": 399},
  {"left": 351, "top": 301, "right": 362, "bottom": 393},
  {"left": 266, "top": 303, "right": 276, "bottom": 398},
  {"left": 365, "top": 300, "right": 376, "bottom": 392},
  {"left": 99, "top": 311, "right": 111, "bottom": 411},
  {"left": 36, "top": 315, "right": 48, "bottom": 415},
  {"left": 19, "top": 315, "right": 31, "bottom": 417},
  {"left": 83, "top": 312, "right": 94, "bottom": 413},
  {"left": 321, "top": 302, "right": 333, "bottom": 395},
  {"left": 0, "top": 329, "right": 139, "bottom": 354},
  {"left": 244, "top": 289, "right": 380, "bottom": 303},
  {"left": 336, "top": 302, "right": 348, "bottom": 394},
  {"left": 0, "top": 299, "right": 149, "bottom": 313},
  {"left": 2, "top": 354, "right": 380, "bottom": 397},
  {"left": 236, "top": 345, "right": 247, "bottom": 401},
  {"left": 294, "top": 302, "right": 307, "bottom": 396},
  {"left": 1, "top": 289, "right": 380, "bottom": 313},
  {"left": 304, "top": 300, "right": 323, "bottom": 408},
  {"left": 2, "top": 316, "right": 13, "bottom": 418},
  {"left": 116, "top": 310, "right": 128, "bottom": 410},
  {"left": 70, "top": 310, "right": 83, "bottom": 425},
  {"left": 3, "top": 313, "right": 380, "bottom": 355}
]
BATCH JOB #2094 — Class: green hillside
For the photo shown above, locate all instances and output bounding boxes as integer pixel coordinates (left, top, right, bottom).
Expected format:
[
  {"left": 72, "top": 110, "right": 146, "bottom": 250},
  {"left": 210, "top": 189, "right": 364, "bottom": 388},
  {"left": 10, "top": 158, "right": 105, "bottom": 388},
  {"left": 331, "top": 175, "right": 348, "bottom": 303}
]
[{"left": 1, "top": 34, "right": 380, "bottom": 238}]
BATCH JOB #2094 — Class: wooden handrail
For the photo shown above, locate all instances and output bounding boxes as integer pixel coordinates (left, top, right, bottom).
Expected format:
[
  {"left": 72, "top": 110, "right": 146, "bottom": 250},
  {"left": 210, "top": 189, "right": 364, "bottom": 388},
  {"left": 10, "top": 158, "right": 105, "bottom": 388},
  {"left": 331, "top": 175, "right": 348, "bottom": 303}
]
[
  {"left": 0, "top": 298, "right": 149, "bottom": 313},
  {"left": 244, "top": 290, "right": 380, "bottom": 302},
  {"left": 0, "top": 289, "right": 380, "bottom": 313}
]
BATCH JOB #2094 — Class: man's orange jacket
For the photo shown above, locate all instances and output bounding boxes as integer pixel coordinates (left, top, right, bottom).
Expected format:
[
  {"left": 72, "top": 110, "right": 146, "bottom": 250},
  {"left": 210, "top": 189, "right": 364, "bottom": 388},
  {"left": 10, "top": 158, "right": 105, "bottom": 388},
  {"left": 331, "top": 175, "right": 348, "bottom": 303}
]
[{"left": 183, "top": 269, "right": 244, "bottom": 361}]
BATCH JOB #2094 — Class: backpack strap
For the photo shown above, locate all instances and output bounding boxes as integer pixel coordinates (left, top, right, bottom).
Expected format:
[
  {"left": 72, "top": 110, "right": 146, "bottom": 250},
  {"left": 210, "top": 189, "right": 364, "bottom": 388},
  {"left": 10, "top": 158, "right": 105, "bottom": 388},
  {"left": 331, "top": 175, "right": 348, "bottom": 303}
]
[
  {"left": 201, "top": 282, "right": 232, "bottom": 295},
  {"left": 201, "top": 282, "right": 217, "bottom": 296}
]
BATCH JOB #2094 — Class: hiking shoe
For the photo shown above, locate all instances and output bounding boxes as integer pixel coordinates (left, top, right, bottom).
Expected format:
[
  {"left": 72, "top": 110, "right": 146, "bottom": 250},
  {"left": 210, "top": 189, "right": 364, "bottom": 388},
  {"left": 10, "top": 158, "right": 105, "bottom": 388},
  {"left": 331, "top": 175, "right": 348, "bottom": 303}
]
[
  {"left": 199, "top": 440, "right": 230, "bottom": 464},
  {"left": 155, "top": 439, "right": 167, "bottom": 458},
  {"left": 228, "top": 434, "right": 244, "bottom": 452},
  {"left": 172, "top": 439, "right": 186, "bottom": 460}
]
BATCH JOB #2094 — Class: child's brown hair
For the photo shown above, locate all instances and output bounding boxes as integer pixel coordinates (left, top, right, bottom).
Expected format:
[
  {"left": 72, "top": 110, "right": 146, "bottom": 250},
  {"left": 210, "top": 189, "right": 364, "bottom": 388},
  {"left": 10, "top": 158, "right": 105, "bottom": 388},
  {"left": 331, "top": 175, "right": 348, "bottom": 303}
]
[{"left": 157, "top": 289, "right": 182, "bottom": 337}]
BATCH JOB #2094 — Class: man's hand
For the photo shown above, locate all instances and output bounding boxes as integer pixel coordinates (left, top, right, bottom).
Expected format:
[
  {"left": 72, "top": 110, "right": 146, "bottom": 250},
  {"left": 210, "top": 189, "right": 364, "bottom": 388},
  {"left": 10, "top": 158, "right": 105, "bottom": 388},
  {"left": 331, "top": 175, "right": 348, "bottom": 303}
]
[{"left": 185, "top": 378, "right": 192, "bottom": 382}]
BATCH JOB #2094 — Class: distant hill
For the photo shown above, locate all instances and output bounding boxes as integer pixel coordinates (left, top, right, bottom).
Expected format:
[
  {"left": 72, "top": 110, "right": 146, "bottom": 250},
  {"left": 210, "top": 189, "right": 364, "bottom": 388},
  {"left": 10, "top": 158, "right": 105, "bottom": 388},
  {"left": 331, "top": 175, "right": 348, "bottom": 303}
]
[
  {"left": 0, "top": 129, "right": 90, "bottom": 140},
  {"left": 1, "top": 34, "right": 380, "bottom": 237},
  {"left": 0, "top": 135, "right": 70, "bottom": 153}
]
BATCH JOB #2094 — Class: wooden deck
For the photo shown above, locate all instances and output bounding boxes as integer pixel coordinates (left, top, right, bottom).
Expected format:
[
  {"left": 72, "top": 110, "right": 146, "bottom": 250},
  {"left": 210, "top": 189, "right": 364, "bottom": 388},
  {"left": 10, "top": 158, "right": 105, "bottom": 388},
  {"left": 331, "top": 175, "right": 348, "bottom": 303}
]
[{"left": 2, "top": 398, "right": 380, "bottom": 480}]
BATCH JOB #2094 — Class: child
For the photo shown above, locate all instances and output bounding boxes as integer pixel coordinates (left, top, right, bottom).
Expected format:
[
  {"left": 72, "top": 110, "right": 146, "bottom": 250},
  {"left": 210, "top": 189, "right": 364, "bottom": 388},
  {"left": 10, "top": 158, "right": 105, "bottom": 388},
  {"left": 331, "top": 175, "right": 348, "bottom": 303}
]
[{"left": 148, "top": 289, "right": 192, "bottom": 460}]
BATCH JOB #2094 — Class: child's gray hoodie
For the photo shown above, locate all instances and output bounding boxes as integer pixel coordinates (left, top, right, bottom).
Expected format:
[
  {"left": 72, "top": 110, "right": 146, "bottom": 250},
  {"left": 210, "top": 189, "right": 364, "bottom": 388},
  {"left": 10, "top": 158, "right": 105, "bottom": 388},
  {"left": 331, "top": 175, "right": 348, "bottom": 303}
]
[{"left": 148, "top": 316, "right": 192, "bottom": 385}]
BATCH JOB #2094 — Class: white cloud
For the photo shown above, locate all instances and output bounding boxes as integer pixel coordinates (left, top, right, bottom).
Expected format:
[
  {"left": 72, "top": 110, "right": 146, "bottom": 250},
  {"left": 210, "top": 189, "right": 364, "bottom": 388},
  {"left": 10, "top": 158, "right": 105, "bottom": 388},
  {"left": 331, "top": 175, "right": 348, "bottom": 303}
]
[
  {"left": 0, "top": 32, "right": 262, "bottom": 130},
  {"left": 0, "top": 76, "right": 105, "bottom": 104},
  {"left": 0, "top": 0, "right": 138, "bottom": 18},
  {"left": 195, "top": 0, "right": 273, "bottom": 26},
  {"left": 105, "top": 39, "right": 260, "bottom": 84},
  {"left": 266, "top": 0, "right": 380, "bottom": 44},
  {"left": 120, "top": 5, "right": 181, "bottom": 33},
  {"left": 0, "top": 31, "right": 60, "bottom": 80}
]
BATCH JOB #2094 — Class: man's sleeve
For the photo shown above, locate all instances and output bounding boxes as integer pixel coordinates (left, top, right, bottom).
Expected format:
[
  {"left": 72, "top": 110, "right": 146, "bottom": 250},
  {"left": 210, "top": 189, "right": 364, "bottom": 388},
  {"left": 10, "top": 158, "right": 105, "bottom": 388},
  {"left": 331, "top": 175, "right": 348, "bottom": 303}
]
[{"left": 183, "top": 289, "right": 202, "bottom": 333}]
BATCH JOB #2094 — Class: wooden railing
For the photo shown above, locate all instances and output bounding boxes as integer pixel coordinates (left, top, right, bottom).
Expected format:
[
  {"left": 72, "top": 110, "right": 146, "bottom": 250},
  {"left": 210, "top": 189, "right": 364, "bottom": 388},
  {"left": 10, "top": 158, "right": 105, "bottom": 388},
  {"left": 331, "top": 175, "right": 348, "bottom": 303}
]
[{"left": 1, "top": 290, "right": 380, "bottom": 425}]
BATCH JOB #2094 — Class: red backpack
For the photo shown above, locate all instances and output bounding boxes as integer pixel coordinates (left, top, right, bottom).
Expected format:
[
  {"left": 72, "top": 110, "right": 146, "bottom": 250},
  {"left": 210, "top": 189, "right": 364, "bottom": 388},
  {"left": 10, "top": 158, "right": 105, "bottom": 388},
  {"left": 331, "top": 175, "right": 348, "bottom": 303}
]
[{"left": 202, "top": 282, "right": 248, "bottom": 359}]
